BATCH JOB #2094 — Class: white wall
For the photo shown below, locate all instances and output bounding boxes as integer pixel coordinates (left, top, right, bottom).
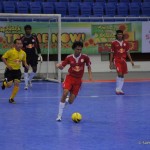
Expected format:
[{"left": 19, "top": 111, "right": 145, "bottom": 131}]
[
  {"left": 0, "top": 55, "right": 150, "bottom": 74},
  {"left": 61, "top": 55, "right": 150, "bottom": 73}
]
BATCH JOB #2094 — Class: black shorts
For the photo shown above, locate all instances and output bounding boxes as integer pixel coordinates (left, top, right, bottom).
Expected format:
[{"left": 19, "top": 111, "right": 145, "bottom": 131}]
[
  {"left": 4, "top": 68, "right": 21, "bottom": 82},
  {"left": 26, "top": 54, "right": 38, "bottom": 67}
]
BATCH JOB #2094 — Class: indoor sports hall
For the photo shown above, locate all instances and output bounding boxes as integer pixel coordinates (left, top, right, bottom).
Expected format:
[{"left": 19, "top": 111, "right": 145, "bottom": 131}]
[{"left": 0, "top": 0, "right": 150, "bottom": 150}]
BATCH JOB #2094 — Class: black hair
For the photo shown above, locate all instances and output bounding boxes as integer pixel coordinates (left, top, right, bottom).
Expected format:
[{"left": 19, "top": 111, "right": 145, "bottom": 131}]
[
  {"left": 115, "top": 30, "right": 124, "bottom": 39},
  {"left": 14, "top": 38, "right": 21, "bottom": 44},
  {"left": 24, "top": 25, "right": 32, "bottom": 30},
  {"left": 72, "top": 41, "right": 83, "bottom": 50},
  {"left": 116, "top": 30, "right": 123, "bottom": 34}
]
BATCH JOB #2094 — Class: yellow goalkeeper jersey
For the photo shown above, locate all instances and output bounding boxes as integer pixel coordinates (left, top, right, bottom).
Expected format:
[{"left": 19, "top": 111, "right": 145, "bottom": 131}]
[{"left": 2, "top": 48, "right": 26, "bottom": 70}]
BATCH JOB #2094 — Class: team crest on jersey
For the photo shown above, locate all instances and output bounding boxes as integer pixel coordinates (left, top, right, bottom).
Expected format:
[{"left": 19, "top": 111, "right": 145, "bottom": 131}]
[
  {"left": 123, "top": 43, "right": 126, "bottom": 46},
  {"left": 81, "top": 59, "right": 84, "bottom": 62},
  {"left": 72, "top": 66, "right": 81, "bottom": 72},
  {"left": 119, "top": 48, "right": 125, "bottom": 53},
  {"left": 32, "top": 39, "right": 35, "bottom": 42},
  {"left": 14, "top": 59, "right": 21, "bottom": 64}
]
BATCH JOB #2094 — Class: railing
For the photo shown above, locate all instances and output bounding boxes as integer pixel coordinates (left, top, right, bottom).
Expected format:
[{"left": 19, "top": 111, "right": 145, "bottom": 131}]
[
  {"left": 0, "top": 14, "right": 149, "bottom": 22},
  {"left": 61, "top": 16, "right": 150, "bottom": 22}
]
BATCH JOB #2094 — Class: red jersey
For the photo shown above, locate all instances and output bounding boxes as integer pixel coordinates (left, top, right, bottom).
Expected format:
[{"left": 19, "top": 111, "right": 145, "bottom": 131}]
[
  {"left": 111, "top": 40, "right": 129, "bottom": 60},
  {"left": 61, "top": 54, "right": 91, "bottom": 78}
]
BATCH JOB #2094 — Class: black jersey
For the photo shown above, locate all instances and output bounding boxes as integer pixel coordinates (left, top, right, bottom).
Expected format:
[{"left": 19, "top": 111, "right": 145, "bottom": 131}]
[{"left": 21, "top": 34, "right": 41, "bottom": 55}]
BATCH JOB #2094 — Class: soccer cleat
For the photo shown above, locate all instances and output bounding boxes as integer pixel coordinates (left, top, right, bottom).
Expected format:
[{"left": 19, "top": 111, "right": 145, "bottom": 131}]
[
  {"left": 9, "top": 98, "right": 16, "bottom": 104},
  {"left": 56, "top": 115, "right": 62, "bottom": 122},
  {"left": 24, "top": 86, "right": 28, "bottom": 90},
  {"left": 116, "top": 89, "right": 125, "bottom": 95},
  {"left": 1, "top": 79, "right": 7, "bottom": 90}
]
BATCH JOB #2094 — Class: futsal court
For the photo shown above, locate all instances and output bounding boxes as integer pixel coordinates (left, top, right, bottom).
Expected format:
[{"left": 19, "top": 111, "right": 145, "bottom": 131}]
[{"left": 0, "top": 78, "right": 150, "bottom": 150}]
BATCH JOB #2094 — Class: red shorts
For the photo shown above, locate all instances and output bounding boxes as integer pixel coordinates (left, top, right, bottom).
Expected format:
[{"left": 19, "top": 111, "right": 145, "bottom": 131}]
[
  {"left": 114, "top": 58, "right": 128, "bottom": 74},
  {"left": 63, "top": 75, "right": 82, "bottom": 96}
]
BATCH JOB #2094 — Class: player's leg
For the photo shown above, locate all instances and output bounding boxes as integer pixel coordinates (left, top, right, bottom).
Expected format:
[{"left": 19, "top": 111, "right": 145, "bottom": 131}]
[
  {"left": 1, "top": 68, "right": 13, "bottom": 90},
  {"left": 56, "top": 77, "right": 81, "bottom": 121},
  {"left": 68, "top": 79, "right": 81, "bottom": 104},
  {"left": 24, "top": 67, "right": 29, "bottom": 90},
  {"left": 116, "top": 73, "right": 124, "bottom": 95},
  {"left": 24, "top": 57, "right": 30, "bottom": 90},
  {"left": 9, "top": 70, "right": 21, "bottom": 104},
  {"left": 28, "top": 55, "right": 38, "bottom": 87},
  {"left": 118, "top": 61, "right": 128, "bottom": 94},
  {"left": 115, "top": 61, "right": 125, "bottom": 95},
  {"left": 56, "top": 75, "right": 72, "bottom": 121},
  {"left": 56, "top": 89, "right": 70, "bottom": 121},
  {"left": 9, "top": 80, "right": 19, "bottom": 104},
  {"left": 28, "top": 66, "right": 37, "bottom": 86}
]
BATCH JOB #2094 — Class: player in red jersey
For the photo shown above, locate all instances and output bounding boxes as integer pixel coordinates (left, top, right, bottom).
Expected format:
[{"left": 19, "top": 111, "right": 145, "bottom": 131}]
[
  {"left": 56, "top": 41, "right": 92, "bottom": 121},
  {"left": 20, "top": 25, "right": 43, "bottom": 90},
  {"left": 110, "top": 30, "right": 134, "bottom": 95}
]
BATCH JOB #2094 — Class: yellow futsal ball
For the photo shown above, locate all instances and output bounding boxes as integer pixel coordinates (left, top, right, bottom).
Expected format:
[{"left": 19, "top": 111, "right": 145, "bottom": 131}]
[{"left": 71, "top": 112, "right": 82, "bottom": 123}]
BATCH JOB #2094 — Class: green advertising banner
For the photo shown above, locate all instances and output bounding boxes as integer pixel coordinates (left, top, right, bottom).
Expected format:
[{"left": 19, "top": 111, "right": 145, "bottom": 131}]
[{"left": 0, "top": 22, "right": 142, "bottom": 55}]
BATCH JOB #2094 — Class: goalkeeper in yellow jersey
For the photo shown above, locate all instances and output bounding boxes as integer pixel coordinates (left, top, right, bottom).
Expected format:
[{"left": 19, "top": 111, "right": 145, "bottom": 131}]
[{"left": 1, "top": 39, "right": 29, "bottom": 104}]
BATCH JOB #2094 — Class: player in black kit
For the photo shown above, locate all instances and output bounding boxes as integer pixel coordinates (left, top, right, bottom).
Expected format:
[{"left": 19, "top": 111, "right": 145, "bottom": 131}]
[{"left": 21, "top": 25, "right": 43, "bottom": 90}]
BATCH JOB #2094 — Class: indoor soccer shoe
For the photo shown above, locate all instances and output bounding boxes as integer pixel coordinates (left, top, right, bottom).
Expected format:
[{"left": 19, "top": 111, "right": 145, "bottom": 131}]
[
  {"left": 116, "top": 89, "right": 120, "bottom": 95},
  {"left": 119, "top": 90, "right": 125, "bottom": 95},
  {"left": 1, "top": 79, "right": 7, "bottom": 90},
  {"left": 56, "top": 115, "right": 62, "bottom": 122},
  {"left": 9, "top": 98, "right": 16, "bottom": 104},
  {"left": 116, "top": 89, "right": 125, "bottom": 95},
  {"left": 24, "top": 81, "right": 32, "bottom": 90},
  {"left": 24, "top": 86, "right": 28, "bottom": 90}
]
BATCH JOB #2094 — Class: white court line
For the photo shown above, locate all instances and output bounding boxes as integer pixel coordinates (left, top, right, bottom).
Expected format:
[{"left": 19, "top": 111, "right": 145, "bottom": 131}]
[
  {"left": 1, "top": 94, "right": 150, "bottom": 100},
  {"left": 18, "top": 81, "right": 150, "bottom": 85},
  {"left": 90, "top": 96, "right": 99, "bottom": 97}
]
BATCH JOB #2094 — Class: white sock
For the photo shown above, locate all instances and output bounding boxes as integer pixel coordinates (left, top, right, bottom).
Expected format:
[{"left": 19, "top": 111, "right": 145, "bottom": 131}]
[
  {"left": 116, "top": 76, "right": 120, "bottom": 91},
  {"left": 120, "top": 78, "right": 124, "bottom": 91},
  {"left": 24, "top": 73, "right": 29, "bottom": 87},
  {"left": 58, "top": 102, "right": 65, "bottom": 117},
  {"left": 65, "top": 96, "right": 69, "bottom": 103},
  {"left": 29, "top": 72, "right": 36, "bottom": 82}
]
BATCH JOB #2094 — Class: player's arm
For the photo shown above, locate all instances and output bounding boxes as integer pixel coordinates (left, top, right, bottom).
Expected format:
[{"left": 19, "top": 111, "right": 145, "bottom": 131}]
[
  {"left": 127, "top": 51, "right": 134, "bottom": 66},
  {"left": 22, "top": 53, "right": 29, "bottom": 69},
  {"left": 1, "top": 53, "right": 12, "bottom": 70},
  {"left": 2, "top": 57, "right": 12, "bottom": 70},
  {"left": 33, "top": 34, "right": 41, "bottom": 54},
  {"left": 22, "top": 60, "right": 29, "bottom": 69},
  {"left": 109, "top": 43, "right": 114, "bottom": 69},
  {"left": 85, "top": 56, "right": 92, "bottom": 81},
  {"left": 56, "top": 63, "right": 64, "bottom": 70},
  {"left": 20, "top": 36, "right": 25, "bottom": 51},
  {"left": 33, "top": 34, "right": 43, "bottom": 62},
  {"left": 87, "top": 65, "right": 92, "bottom": 81},
  {"left": 56, "top": 57, "right": 69, "bottom": 70},
  {"left": 109, "top": 52, "right": 114, "bottom": 69}
]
